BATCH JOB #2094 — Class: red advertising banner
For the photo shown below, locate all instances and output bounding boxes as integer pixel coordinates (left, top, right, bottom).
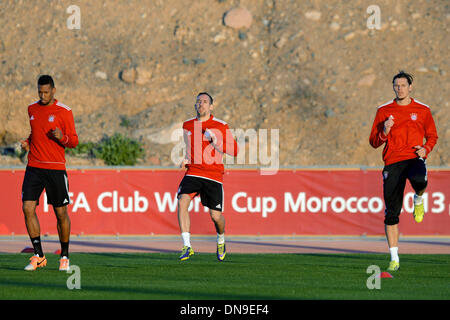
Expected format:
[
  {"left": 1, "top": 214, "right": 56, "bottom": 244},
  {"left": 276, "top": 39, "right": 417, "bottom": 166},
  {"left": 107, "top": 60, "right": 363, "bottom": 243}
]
[{"left": 0, "top": 168, "right": 449, "bottom": 236}]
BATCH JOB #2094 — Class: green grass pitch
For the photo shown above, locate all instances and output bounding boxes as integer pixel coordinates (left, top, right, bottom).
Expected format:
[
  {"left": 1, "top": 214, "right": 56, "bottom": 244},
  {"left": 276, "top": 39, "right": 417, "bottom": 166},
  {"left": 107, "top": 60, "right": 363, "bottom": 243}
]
[{"left": 0, "top": 253, "right": 448, "bottom": 300}]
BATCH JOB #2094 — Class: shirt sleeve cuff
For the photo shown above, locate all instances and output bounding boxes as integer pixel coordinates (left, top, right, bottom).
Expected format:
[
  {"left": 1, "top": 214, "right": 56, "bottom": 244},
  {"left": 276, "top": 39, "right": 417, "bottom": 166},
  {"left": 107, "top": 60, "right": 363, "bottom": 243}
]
[
  {"left": 379, "top": 131, "right": 388, "bottom": 141},
  {"left": 59, "top": 135, "right": 69, "bottom": 145}
]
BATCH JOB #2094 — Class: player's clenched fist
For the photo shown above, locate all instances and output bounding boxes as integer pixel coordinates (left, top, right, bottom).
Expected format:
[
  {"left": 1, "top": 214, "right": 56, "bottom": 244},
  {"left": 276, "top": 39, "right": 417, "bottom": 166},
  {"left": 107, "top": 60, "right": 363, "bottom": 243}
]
[
  {"left": 20, "top": 139, "right": 30, "bottom": 152},
  {"left": 204, "top": 128, "right": 217, "bottom": 145},
  {"left": 51, "top": 127, "right": 63, "bottom": 140},
  {"left": 383, "top": 115, "right": 394, "bottom": 135},
  {"left": 180, "top": 158, "right": 189, "bottom": 169},
  {"left": 414, "top": 145, "right": 426, "bottom": 158}
]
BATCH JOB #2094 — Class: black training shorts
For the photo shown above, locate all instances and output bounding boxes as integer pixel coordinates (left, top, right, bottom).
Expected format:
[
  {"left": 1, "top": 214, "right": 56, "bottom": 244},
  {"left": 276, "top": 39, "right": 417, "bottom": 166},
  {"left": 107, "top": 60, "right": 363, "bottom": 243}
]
[
  {"left": 177, "top": 175, "right": 224, "bottom": 212},
  {"left": 382, "top": 157, "right": 428, "bottom": 225},
  {"left": 22, "top": 166, "right": 71, "bottom": 207}
]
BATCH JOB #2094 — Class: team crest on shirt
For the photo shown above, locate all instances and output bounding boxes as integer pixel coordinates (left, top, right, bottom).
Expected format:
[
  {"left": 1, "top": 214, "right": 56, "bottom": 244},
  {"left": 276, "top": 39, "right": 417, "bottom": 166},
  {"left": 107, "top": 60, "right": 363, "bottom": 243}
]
[
  {"left": 410, "top": 113, "right": 417, "bottom": 121},
  {"left": 48, "top": 115, "right": 55, "bottom": 122}
]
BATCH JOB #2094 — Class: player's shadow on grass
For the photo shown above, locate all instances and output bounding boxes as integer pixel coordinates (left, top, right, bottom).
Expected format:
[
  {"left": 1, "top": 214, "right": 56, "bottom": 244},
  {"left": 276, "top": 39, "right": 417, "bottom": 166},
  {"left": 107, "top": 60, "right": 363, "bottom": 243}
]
[
  {"left": 44, "top": 239, "right": 179, "bottom": 254},
  {"left": 85, "top": 252, "right": 179, "bottom": 261},
  {"left": 228, "top": 240, "right": 379, "bottom": 254},
  {"left": 1, "top": 278, "right": 68, "bottom": 290},
  {"left": 298, "top": 253, "right": 385, "bottom": 260},
  {"left": 0, "top": 266, "right": 27, "bottom": 272},
  {"left": 0, "top": 278, "right": 301, "bottom": 300}
]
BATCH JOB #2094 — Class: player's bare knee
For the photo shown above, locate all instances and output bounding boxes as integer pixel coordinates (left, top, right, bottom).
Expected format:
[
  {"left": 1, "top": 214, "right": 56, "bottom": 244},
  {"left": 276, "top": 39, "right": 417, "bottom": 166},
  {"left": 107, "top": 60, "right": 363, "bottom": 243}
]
[
  {"left": 210, "top": 210, "right": 222, "bottom": 223},
  {"left": 53, "top": 206, "right": 69, "bottom": 220},
  {"left": 210, "top": 214, "right": 218, "bottom": 224},
  {"left": 177, "top": 194, "right": 191, "bottom": 210},
  {"left": 22, "top": 202, "right": 36, "bottom": 217}
]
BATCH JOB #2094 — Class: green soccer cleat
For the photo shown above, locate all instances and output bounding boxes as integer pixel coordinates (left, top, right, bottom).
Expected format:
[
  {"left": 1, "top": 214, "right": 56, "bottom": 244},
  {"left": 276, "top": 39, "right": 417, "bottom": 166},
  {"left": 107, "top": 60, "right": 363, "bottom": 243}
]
[
  {"left": 179, "top": 246, "right": 194, "bottom": 261},
  {"left": 413, "top": 202, "right": 425, "bottom": 223},
  {"left": 387, "top": 260, "right": 400, "bottom": 271},
  {"left": 217, "top": 243, "right": 226, "bottom": 261}
]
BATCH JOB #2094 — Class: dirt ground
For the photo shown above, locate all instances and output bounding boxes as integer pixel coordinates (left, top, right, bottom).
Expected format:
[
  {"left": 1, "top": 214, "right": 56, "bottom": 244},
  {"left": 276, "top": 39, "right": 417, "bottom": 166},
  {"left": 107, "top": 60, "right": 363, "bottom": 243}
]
[
  {"left": 1, "top": 235, "right": 449, "bottom": 255},
  {"left": 0, "top": 0, "right": 449, "bottom": 168}
]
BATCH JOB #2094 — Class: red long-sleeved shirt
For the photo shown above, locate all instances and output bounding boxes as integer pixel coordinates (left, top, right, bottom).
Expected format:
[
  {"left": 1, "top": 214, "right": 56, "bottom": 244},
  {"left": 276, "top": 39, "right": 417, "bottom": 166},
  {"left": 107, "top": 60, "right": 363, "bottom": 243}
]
[
  {"left": 183, "top": 115, "right": 239, "bottom": 183},
  {"left": 26, "top": 99, "right": 78, "bottom": 170},
  {"left": 369, "top": 98, "right": 438, "bottom": 166}
]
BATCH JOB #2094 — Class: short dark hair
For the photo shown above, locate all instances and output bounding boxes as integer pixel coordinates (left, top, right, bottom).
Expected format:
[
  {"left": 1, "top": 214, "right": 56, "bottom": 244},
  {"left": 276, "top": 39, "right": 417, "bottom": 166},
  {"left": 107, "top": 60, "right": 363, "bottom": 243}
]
[
  {"left": 197, "top": 92, "right": 213, "bottom": 104},
  {"left": 38, "top": 75, "right": 55, "bottom": 88},
  {"left": 392, "top": 71, "right": 413, "bottom": 85}
]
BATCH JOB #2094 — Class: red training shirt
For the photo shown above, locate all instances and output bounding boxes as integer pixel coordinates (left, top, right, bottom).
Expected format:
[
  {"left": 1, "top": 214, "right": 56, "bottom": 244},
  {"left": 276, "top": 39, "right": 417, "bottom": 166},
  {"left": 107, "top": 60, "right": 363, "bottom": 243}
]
[
  {"left": 369, "top": 98, "right": 438, "bottom": 166},
  {"left": 183, "top": 115, "right": 239, "bottom": 183},
  {"left": 26, "top": 99, "right": 79, "bottom": 170}
]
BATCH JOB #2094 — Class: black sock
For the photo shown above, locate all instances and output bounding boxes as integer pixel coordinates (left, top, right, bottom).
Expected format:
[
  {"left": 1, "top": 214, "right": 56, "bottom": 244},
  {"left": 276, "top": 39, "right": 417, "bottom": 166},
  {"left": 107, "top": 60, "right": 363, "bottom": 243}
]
[
  {"left": 60, "top": 241, "right": 69, "bottom": 258},
  {"left": 30, "top": 236, "right": 44, "bottom": 257}
]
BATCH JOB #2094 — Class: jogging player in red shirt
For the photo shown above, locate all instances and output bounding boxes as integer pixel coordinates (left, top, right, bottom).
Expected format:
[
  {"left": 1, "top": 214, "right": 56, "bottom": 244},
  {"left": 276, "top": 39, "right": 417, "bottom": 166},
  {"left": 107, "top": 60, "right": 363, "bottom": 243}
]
[
  {"left": 20, "top": 75, "right": 78, "bottom": 271},
  {"left": 177, "top": 92, "right": 239, "bottom": 261},
  {"left": 369, "top": 71, "right": 438, "bottom": 272}
]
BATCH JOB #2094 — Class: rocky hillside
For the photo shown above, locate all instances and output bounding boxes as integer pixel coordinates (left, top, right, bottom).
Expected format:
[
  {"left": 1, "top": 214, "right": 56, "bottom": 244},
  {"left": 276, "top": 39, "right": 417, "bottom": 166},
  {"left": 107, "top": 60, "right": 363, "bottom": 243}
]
[{"left": 0, "top": 0, "right": 448, "bottom": 167}]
